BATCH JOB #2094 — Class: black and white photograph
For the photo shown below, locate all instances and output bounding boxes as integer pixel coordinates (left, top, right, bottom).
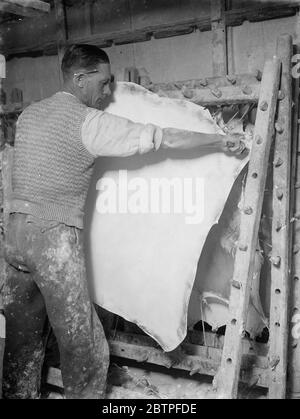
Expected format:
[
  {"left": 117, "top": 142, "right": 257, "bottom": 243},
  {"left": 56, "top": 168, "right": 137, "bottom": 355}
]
[{"left": 0, "top": 0, "right": 299, "bottom": 402}]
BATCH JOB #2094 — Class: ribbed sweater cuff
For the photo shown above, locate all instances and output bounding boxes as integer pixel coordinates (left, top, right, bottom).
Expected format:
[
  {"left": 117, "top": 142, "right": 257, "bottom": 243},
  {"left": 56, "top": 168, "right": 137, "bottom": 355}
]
[{"left": 10, "top": 198, "right": 84, "bottom": 229}]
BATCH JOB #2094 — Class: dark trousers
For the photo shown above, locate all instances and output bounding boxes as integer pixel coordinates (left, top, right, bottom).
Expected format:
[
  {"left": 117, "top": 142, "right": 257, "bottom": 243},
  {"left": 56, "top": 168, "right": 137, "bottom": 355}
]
[{"left": 2, "top": 213, "right": 109, "bottom": 399}]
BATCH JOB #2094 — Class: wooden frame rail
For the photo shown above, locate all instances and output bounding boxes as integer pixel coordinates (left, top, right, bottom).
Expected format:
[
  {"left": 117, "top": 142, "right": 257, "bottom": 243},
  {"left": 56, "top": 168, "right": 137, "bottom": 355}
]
[
  {"left": 214, "top": 58, "right": 281, "bottom": 399},
  {"left": 44, "top": 56, "right": 290, "bottom": 398},
  {"left": 46, "top": 329, "right": 270, "bottom": 391},
  {"left": 0, "top": 0, "right": 50, "bottom": 18},
  {"left": 268, "top": 34, "right": 293, "bottom": 399},
  {"left": 0, "top": 72, "right": 262, "bottom": 117}
]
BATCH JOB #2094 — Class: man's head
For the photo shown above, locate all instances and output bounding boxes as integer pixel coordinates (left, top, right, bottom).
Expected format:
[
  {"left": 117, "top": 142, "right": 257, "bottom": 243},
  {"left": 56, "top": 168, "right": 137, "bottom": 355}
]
[{"left": 62, "top": 44, "right": 112, "bottom": 108}]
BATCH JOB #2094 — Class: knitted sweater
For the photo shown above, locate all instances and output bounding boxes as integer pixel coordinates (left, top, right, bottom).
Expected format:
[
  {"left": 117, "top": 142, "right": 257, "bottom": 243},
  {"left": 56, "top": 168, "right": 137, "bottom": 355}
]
[{"left": 11, "top": 92, "right": 95, "bottom": 229}]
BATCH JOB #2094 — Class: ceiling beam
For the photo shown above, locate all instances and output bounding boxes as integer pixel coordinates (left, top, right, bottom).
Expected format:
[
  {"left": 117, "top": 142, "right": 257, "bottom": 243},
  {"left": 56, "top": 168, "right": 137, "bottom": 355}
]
[
  {"left": 3, "top": 2, "right": 300, "bottom": 58},
  {"left": 0, "top": 0, "right": 50, "bottom": 18}
]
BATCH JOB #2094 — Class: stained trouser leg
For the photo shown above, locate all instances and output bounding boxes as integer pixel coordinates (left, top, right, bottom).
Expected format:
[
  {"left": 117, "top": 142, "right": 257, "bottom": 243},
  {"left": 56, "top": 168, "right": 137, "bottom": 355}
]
[
  {"left": 34, "top": 225, "right": 109, "bottom": 399},
  {"left": 2, "top": 264, "right": 48, "bottom": 399}
]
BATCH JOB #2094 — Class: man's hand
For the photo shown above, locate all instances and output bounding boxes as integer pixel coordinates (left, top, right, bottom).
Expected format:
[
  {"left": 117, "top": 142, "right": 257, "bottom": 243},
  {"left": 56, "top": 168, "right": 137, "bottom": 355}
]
[{"left": 222, "top": 133, "right": 247, "bottom": 155}]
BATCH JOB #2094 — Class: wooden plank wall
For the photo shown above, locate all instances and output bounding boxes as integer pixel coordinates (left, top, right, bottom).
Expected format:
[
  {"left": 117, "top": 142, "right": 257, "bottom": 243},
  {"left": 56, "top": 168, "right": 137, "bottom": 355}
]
[
  {"left": 53, "top": 0, "right": 67, "bottom": 86},
  {"left": 1, "top": 0, "right": 299, "bottom": 58},
  {"left": 2, "top": 7, "right": 299, "bottom": 106}
]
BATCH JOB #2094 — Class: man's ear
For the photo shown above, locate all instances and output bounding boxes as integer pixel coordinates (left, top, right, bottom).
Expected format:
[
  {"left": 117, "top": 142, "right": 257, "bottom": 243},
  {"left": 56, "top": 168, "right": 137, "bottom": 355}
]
[{"left": 73, "top": 73, "right": 85, "bottom": 88}]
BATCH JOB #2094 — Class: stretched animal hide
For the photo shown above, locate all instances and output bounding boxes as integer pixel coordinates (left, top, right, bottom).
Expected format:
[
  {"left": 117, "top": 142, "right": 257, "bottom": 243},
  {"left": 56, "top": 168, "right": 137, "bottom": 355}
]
[{"left": 84, "top": 82, "right": 266, "bottom": 352}]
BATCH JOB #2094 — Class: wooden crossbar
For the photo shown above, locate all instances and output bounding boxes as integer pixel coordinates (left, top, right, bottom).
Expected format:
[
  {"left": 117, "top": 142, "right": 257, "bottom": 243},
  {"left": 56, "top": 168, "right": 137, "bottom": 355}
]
[
  {"left": 0, "top": 0, "right": 50, "bottom": 17},
  {"left": 213, "top": 57, "right": 281, "bottom": 399},
  {"left": 46, "top": 331, "right": 271, "bottom": 391}
]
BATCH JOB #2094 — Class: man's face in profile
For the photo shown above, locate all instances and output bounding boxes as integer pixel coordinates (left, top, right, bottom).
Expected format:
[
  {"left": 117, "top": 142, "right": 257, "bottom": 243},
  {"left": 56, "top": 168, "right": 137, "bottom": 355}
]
[{"left": 81, "top": 62, "right": 112, "bottom": 109}]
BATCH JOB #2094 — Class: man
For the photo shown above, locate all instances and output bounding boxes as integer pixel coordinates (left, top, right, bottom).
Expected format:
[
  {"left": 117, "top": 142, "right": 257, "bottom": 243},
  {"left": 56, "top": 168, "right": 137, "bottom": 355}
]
[{"left": 2, "top": 44, "right": 245, "bottom": 399}]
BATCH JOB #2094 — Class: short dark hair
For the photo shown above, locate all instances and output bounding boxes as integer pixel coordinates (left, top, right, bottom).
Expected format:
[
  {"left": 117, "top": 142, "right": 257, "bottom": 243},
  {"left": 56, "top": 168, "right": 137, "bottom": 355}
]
[{"left": 61, "top": 44, "right": 110, "bottom": 80}]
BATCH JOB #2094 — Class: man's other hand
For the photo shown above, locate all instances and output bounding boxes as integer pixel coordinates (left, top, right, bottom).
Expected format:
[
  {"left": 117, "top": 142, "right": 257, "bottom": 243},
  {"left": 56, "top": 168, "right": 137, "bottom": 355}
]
[{"left": 222, "top": 133, "right": 247, "bottom": 155}]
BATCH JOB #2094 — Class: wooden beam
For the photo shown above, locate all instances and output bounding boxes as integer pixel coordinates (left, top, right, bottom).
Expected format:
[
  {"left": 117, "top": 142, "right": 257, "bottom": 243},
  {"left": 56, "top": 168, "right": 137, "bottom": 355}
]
[
  {"left": 0, "top": 35, "right": 5, "bottom": 401},
  {"left": 153, "top": 79, "right": 260, "bottom": 106},
  {"left": 211, "top": 0, "right": 228, "bottom": 76},
  {"left": 5, "top": 0, "right": 50, "bottom": 12},
  {"left": 0, "top": 315, "right": 4, "bottom": 399},
  {"left": 0, "top": 74, "right": 262, "bottom": 115},
  {"left": 252, "top": 0, "right": 300, "bottom": 5},
  {"left": 289, "top": 45, "right": 300, "bottom": 399},
  {"left": 46, "top": 330, "right": 270, "bottom": 390},
  {"left": 0, "top": 83, "right": 261, "bottom": 111},
  {"left": 82, "top": 0, "right": 92, "bottom": 38},
  {"left": 60, "top": 5, "right": 300, "bottom": 46},
  {"left": 0, "top": 0, "right": 50, "bottom": 17},
  {"left": 3, "top": 4, "right": 299, "bottom": 59},
  {"left": 268, "top": 34, "right": 293, "bottom": 400},
  {"left": 53, "top": 0, "right": 67, "bottom": 87},
  {"left": 109, "top": 341, "right": 269, "bottom": 388},
  {"left": 154, "top": 72, "right": 261, "bottom": 89},
  {"left": 111, "top": 329, "right": 269, "bottom": 356},
  {"left": 214, "top": 58, "right": 281, "bottom": 399}
]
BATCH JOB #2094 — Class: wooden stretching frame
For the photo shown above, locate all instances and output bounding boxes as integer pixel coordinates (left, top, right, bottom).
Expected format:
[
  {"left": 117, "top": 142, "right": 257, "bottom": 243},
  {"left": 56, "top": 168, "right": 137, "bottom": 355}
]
[
  {"left": 104, "top": 36, "right": 293, "bottom": 399},
  {"left": 0, "top": 73, "right": 262, "bottom": 116},
  {"left": 0, "top": 22, "right": 294, "bottom": 396},
  {"left": 214, "top": 57, "right": 282, "bottom": 399},
  {"left": 43, "top": 35, "right": 296, "bottom": 399}
]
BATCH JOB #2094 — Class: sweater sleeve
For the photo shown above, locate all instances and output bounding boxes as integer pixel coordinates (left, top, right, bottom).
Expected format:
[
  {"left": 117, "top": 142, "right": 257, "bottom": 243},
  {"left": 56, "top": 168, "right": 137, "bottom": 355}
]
[{"left": 81, "top": 108, "right": 163, "bottom": 157}]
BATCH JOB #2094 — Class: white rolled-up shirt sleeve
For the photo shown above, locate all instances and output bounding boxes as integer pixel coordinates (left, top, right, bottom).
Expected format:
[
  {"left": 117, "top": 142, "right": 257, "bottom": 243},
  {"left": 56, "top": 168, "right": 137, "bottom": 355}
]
[{"left": 81, "top": 109, "right": 163, "bottom": 157}]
